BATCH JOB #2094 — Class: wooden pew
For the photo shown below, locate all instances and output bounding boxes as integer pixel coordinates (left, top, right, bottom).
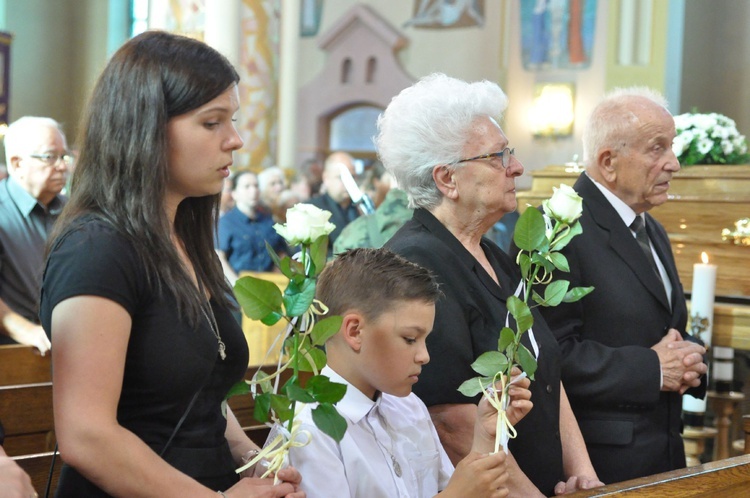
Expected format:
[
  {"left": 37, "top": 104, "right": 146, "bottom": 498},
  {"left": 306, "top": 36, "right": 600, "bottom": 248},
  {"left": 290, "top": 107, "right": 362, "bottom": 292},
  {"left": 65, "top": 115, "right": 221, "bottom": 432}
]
[
  {"left": 0, "top": 382, "right": 55, "bottom": 456},
  {"left": 0, "top": 345, "right": 51, "bottom": 386},
  {"left": 567, "top": 454, "right": 750, "bottom": 497},
  {"left": 12, "top": 451, "right": 62, "bottom": 497}
]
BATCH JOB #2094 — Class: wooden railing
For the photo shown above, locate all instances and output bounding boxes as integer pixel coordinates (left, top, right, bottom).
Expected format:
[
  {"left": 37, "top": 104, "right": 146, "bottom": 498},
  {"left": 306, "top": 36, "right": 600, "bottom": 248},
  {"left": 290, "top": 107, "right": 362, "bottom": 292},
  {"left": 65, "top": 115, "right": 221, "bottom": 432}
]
[{"left": 567, "top": 454, "right": 750, "bottom": 497}]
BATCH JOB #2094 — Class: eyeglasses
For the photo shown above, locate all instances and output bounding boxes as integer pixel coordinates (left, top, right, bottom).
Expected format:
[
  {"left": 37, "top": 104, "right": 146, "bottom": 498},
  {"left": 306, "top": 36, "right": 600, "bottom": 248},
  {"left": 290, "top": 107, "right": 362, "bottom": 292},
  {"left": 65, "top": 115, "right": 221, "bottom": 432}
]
[
  {"left": 28, "top": 152, "right": 75, "bottom": 167},
  {"left": 456, "top": 147, "right": 515, "bottom": 169}
]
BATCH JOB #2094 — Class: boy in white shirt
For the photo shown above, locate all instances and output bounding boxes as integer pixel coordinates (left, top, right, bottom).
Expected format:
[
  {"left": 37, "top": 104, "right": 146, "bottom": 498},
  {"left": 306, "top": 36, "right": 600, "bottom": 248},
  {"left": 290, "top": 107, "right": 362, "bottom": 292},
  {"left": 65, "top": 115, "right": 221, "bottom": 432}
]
[{"left": 280, "top": 248, "right": 532, "bottom": 497}]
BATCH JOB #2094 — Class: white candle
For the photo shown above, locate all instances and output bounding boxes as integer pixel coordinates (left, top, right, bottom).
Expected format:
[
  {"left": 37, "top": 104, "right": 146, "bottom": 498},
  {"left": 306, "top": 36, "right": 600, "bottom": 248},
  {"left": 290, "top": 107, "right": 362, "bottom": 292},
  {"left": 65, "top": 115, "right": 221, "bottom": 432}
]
[
  {"left": 690, "top": 252, "right": 717, "bottom": 347},
  {"left": 682, "top": 252, "right": 717, "bottom": 418},
  {"left": 682, "top": 392, "right": 707, "bottom": 416}
]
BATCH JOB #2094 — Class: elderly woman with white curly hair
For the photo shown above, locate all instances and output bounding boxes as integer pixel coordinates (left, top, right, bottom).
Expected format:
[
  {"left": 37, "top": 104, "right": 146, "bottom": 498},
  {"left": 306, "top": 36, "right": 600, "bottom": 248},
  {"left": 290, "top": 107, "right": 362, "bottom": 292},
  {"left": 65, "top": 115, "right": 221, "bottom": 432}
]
[{"left": 382, "top": 73, "right": 604, "bottom": 497}]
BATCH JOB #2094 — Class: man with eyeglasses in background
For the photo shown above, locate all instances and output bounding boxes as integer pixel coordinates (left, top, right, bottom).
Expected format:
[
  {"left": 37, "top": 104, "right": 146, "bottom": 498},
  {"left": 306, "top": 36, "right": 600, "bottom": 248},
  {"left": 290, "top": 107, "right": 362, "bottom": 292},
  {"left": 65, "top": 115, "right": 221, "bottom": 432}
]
[{"left": 0, "top": 116, "right": 72, "bottom": 354}]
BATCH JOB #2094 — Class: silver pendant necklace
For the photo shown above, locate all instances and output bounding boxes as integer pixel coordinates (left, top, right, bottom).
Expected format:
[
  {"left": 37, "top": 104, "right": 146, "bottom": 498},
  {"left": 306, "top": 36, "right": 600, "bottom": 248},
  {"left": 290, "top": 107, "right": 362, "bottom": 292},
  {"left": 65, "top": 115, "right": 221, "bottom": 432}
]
[
  {"left": 201, "top": 302, "right": 226, "bottom": 361},
  {"left": 366, "top": 411, "right": 402, "bottom": 478}
]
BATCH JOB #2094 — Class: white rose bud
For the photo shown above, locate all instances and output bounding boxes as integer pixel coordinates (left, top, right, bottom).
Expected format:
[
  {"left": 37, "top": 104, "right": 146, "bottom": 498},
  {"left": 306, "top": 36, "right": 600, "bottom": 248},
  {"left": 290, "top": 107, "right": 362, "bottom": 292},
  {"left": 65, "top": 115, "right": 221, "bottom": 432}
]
[
  {"left": 274, "top": 203, "right": 336, "bottom": 245},
  {"left": 543, "top": 184, "right": 583, "bottom": 224}
]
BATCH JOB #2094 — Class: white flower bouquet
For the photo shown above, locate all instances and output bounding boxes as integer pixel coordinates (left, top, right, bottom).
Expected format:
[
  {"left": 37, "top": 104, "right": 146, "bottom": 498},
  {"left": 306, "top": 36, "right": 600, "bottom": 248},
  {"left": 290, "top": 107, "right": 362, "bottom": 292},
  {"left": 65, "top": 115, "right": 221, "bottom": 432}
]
[{"left": 672, "top": 112, "right": 749, "bottom": 165}]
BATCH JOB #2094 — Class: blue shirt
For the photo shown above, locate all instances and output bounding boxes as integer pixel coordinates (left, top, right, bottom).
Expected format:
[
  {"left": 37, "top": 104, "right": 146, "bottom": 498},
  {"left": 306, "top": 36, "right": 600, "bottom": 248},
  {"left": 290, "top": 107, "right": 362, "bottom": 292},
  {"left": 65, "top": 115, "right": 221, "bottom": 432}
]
[
  {"left": 0, "top": 177, "right": 65, "bottom": 330},
  {"left": 217, "top": 207, "right": 287, "bottom": 272}
]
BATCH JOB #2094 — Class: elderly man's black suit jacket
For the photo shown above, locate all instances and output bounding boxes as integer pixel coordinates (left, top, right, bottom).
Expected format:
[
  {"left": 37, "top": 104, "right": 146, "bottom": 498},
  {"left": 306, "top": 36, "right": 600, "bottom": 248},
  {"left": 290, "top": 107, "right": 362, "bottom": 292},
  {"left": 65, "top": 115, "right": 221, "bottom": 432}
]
[{"left": 537, "top": 173, "right": 705, "bottom": 484}]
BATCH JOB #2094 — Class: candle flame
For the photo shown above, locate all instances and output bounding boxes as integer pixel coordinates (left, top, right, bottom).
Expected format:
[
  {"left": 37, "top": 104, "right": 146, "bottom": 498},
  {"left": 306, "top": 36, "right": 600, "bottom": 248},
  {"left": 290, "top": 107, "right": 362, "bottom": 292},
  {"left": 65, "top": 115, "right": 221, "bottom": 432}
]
[{"left": 701, "top": 252, "right": 709, "bottom": 264}]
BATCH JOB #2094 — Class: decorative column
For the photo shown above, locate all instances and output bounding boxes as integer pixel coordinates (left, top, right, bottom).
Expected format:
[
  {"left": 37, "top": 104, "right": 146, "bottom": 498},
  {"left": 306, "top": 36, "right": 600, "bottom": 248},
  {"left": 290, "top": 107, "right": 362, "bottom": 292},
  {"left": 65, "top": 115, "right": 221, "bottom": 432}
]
[
  {"left": 204, "top": 0, "right": 242, "bottom": 68},
  {"left": 276, "top": 0, "right": 300, "bottom": 170}
]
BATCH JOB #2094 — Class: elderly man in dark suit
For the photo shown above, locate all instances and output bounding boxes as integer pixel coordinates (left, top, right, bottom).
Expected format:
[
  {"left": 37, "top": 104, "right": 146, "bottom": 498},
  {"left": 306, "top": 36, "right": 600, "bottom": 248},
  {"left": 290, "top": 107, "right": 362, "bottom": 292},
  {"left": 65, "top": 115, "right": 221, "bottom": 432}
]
[{"left": 536, "top": 87, "right": 707, "bottom": 484}]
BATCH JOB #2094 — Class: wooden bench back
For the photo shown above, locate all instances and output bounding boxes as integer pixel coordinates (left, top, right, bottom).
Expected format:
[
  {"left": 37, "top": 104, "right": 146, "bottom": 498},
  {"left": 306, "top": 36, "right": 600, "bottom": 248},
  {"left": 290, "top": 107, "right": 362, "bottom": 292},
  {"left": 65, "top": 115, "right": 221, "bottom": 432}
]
[
  {"left": 0, "top": 382, "right": 55, "bottom": 456},
  {"left": 0, "top": 345, "right": 52, "bottom": 386}
]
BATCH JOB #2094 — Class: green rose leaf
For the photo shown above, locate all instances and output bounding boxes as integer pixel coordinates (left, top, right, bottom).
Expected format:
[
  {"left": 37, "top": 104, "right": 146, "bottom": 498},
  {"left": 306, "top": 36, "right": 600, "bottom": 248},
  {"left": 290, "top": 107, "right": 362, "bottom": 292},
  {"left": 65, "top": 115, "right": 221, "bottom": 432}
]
[
  {"left": 225, "top": 379, "right": 250, "bottom": 399},
  {"left": 516, "top": 344, "right": 537, "bottom": 380},
  {"left": 531, "top": 289, "right": 546, "bottom": 306},
  {"left": 265, "top": 241, "right": 283, "bottom": 272},
  {"left": 307, "top": 375, "right": 347, "bottom": 404},
  {"left": 513, "top": 207, "right": 546, "bottom": 251},
  {"left": 471, "top": 350, "right": 509, "bottom": 377},
  {"left": 260, "top": 311, "right": 283, "bottom": 326},
  {"left": 531, "top": 252, "right": 555, "bottom": 273},
  {"left": 550, "top": 221, "right": 582, "bottom": 251},
  {"left": 270, "top": 393, "right": 294, "bottom": 423},
  {"left": 563, "top": 285, "right": 595, "bottom": 303},
  {"left": 312, "top": 403, "right": 348, "bottom": 442},
  {"left": 548, "top": 252, "right": 570, "bottom": 273},
  {"left": 234, "top": 275, "right": 283, "bottom": 321},
  {"left": 310, "top": 235, "right": 329, "bottom": 277},
  {"left": 286, "top": 382, "right": 316, "bottom": 403},
  {"left": 284, "top": 278, "right": 316, "bottom": 317},
  {"left": 498, "top": 327, "right": 515, "bottom": 351},
  {"left": 311, "top": 315, "right": 344, "bottom": 346},
  {"left": 543, "top": 279, "right": 570, "bottom": 307},
  {"left": 297, "top": 345, "right": 327, "bottom": 373},
  {"left": 278, "top": 256, "right": 293, "bottom": 279},
  {"left": 253, "top": 393, "right": 271, "bottom": 423},
  {"left": 517, "top": 253, "right": 532, "bottom": 281},
  {"left": 507, "top": 295, "right": 533, "bottom": 334},
  {"left": 458, "top": 376, "right": 494, "bottom": 398}
]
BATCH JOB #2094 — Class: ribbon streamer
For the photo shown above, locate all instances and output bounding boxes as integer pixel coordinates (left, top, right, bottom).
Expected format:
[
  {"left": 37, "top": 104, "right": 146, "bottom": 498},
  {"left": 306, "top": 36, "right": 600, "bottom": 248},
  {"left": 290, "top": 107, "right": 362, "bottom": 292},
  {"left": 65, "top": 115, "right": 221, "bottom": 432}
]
[
  {"left": 482, "top": 372, "right": 527, "bottom": 454},
  {"left": 236, "top": 422, "right": 312, "bottom": 484}
]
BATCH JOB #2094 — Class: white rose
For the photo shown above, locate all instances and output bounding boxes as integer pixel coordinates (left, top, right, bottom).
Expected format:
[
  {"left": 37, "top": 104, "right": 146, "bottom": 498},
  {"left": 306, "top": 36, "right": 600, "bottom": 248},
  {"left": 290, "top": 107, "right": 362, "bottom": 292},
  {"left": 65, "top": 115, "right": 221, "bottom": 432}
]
[
  {"left": 543, "top": 184, "right": 583, "bottom": 224},
  {"left": 274, "top": 203, "right": 336, "bottom": 245}
]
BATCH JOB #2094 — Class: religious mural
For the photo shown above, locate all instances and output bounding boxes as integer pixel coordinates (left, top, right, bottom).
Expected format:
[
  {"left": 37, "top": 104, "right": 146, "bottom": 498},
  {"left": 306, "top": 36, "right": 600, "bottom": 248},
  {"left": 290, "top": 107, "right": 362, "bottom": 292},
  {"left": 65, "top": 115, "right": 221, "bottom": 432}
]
[
  {"left": 405, "top": 0, "right": 485, "bottom": 29},
  {"left": 520, "top": 0, "right": 597, "bottom": 70}
]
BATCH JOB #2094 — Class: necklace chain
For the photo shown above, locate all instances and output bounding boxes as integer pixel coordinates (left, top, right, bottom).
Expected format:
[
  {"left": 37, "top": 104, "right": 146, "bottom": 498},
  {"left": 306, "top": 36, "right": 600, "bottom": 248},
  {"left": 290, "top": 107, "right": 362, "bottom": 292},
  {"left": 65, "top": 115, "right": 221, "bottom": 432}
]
[
  {"left": 200, "top": 302, "right": 226, "bottom": 361},
  {"left": 366, "top": 410, "right": 402, "bottom": 478}
]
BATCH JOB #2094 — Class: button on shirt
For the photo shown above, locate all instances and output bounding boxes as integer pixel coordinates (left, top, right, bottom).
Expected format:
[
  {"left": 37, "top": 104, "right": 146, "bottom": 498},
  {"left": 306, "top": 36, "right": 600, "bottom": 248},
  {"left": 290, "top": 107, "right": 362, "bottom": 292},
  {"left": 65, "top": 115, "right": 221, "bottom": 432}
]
[
  {"left": 282, "top": 366, "right": 453, "bottom": 498},
  {"left": 0, "top": 177, "right": 65, "bottom": 328},
  {"left": 217, "top": 207, "right": 287, "bottom": 272}
]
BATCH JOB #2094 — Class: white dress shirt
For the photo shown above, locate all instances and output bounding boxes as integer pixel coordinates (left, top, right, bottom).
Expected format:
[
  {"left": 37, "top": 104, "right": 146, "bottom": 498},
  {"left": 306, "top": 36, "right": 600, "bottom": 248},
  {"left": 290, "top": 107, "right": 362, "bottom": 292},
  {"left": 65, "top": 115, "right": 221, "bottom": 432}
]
[{"left": 275, "top": 366, "right": 453, "bottom": 498}]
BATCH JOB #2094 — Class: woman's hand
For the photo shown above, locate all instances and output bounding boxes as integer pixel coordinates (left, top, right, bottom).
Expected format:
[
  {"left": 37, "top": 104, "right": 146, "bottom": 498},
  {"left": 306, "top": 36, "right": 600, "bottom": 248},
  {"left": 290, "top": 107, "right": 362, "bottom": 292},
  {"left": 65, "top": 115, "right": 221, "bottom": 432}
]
[
  {"left": 504, "top": 372, "right": 532, "bottom": 426},
  {"left": 554, "top": 475, "right": 605, "bottom": 495},
  {"left": 440, "top": 451, "right": 508, "bottom": 498},
  {"left": 225, "top": 466, "right": 304, "bottom": 498},
  {"left": 476, "top": 369, "right": 533, "bottom": 441}
]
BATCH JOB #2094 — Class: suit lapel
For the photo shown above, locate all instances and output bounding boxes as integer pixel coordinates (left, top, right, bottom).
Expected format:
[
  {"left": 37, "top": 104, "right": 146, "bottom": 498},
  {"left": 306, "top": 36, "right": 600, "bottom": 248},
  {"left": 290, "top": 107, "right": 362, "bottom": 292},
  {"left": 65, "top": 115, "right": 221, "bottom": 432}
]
[
  {"left": 646, "top": 213, "right": 681, "bottom": 312},
  {"left": 575, "top": 175, "right": 671, "bottom": 311}
]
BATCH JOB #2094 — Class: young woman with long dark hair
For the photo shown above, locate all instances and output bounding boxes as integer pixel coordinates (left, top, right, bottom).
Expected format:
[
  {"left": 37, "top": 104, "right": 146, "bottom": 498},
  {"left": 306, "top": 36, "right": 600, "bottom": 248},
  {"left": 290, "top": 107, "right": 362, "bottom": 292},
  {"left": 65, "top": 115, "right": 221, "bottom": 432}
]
[{"left": 40, "top": 31, "right": 303, "bottom": 498}]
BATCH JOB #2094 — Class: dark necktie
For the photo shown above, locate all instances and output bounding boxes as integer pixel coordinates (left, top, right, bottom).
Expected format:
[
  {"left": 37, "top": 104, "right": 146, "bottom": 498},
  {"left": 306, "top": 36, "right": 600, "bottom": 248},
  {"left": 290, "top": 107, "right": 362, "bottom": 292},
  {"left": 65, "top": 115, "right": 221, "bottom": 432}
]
[{"left": 630, "top": 216, "right": 662, "bottom": 281}]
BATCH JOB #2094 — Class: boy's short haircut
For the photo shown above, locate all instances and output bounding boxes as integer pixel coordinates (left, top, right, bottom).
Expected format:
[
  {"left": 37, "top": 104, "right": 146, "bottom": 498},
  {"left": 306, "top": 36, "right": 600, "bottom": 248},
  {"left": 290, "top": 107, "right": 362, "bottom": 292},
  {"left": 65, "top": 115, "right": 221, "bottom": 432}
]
[{"left": 317, "top": 248, "right": 441, "bottom": 320}]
